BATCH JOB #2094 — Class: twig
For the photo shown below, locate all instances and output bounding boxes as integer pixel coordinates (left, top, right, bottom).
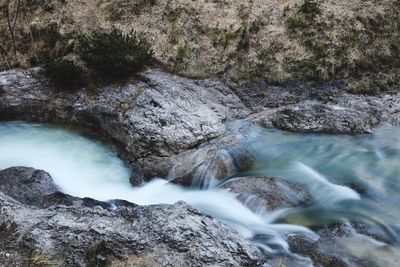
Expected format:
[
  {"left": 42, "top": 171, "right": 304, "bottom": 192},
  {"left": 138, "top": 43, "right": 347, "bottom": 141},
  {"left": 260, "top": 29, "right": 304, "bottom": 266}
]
[
  {"left": 42, "top": 0, "right": 52, "bottom": 10},
  {"left": 12, "top": 0, "right": 21, "bottom": 31},
  {"left": 3, "top": 0, "right": 20, "bottom": 55},
  {"left": 279, "top": 254, "right": 286, "bottom": 267},
  {"left": 0, "top": 41, "right": 12, "bottom": 70}
]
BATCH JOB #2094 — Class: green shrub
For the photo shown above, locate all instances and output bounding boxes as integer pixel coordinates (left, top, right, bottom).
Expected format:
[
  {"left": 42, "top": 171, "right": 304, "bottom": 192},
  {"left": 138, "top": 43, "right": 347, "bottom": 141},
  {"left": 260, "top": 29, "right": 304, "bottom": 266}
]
[
  {"left": 76, "top": 28, "right": 153, "bottom": 79},
  {"left": 224, "top": 28, "right": 243, "bottom": 43},
  {"left": 300, "top": 0, "right": 320, "bottom": 15},
  {"left": 287, "top": 16, "right": 306, "bottom": 31},
  {"left": 314, "top": 42, "right": 328, "bottom": 58},
  {"left": 40, "top": 54, "right": 84, "bottom": 89},
  {"left": 176, "top": 45, "right": 188, "bottom": 62},
  {"left": 169, "top": 30, "right": 181, "bottom": 44},
  {"left": 294, "top": 59, "right": 321, "bottom": 82}
]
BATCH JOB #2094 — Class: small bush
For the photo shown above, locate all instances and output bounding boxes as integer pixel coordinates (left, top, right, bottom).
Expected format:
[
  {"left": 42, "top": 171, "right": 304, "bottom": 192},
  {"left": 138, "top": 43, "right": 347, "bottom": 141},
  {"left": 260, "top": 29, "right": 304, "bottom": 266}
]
[
  {"left": 314, "top": 42, "right": 328, "bottom": 58},
  {"left": 224, "top": 28, "right": 243, "bottom": 43},
  {"left": 40, "top": 54, "right": 85, "bottom": 89},
  {"left": 169, "top": 30, "right": 181, "bottom": 44},
  {"left": 287, "top": 16, "right": 306, "bottom": 31},
  {"left": 293, "top": 59, "right": 321, "bottom": 82},
  {"left": 300, "top": 0, "right": 320, "bottom": 15},
  {"left": 176, "top": 45, "right": 188, "bottom": 62},
  {"left": 76, "top": 28, "right": 153, "bottom": 79}
]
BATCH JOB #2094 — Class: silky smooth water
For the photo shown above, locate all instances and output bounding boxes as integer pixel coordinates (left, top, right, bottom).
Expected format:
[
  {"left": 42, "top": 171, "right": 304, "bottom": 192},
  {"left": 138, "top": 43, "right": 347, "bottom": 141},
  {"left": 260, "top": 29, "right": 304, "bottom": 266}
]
[
  {"left": 240, "top": 123, "right": 400, "bottom": 228},
  {"left": 1, "top": 121, "right": 399, "bottom": 266}
]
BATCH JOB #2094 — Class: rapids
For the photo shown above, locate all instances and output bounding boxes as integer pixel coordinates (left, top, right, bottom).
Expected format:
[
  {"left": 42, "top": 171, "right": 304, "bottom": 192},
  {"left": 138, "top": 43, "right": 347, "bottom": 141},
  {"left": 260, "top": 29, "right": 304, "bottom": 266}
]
[{"left": 1, "top": 121, "right": 399, "bottom": 265}]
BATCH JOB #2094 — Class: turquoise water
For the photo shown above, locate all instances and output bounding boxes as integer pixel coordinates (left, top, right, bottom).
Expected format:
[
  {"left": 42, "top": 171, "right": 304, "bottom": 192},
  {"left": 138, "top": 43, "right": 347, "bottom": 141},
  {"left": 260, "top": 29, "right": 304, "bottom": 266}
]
[{"left": 241, "top": 124, "right": 400, "bottom": 230}]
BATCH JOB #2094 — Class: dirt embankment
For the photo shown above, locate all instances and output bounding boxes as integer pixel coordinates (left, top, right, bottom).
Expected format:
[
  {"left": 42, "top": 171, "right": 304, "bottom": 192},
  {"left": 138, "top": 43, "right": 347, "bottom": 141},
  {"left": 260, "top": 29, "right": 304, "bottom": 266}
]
[{"left": 1, "top": 0, "right": 399, "bottom": 93}]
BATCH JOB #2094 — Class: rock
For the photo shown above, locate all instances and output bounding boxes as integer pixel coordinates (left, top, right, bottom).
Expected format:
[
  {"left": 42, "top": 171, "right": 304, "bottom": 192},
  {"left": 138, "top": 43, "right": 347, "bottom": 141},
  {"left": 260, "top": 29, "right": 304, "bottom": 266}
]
[
  {"left": 0, "top": 68, "right": 248, "bottom": 179},
  {"left": 253, "top": 101, "right": 380, "bottom": 134},
  {"left": 169, "top": 143, "right": 256, "bottom": 188},
  {"left": 166, "top": 121, "right": 259, "bottom": 187},
  {"left": 0, "top": 167, "right": 266, "bottom": 266},
  {"left": 287, "top": 223, "right": 387, "bottom": 267},
  {"left": 229, "top": 79, "right": 346, "bottom": 112},
  {"left": 122, "top": 72, "right": 247, "bottom": 158},
  {"left": 223, "top": 177, "right": 312, "bottom": 213},
  {"left": 0, "top": 167, "right": 58, "bottom": 205},
  {"left": 232, "top": 78, "right": 400, "bottom": 134},
  {"left": 247, "top": 82, "right": 400, "bottom": 134}
]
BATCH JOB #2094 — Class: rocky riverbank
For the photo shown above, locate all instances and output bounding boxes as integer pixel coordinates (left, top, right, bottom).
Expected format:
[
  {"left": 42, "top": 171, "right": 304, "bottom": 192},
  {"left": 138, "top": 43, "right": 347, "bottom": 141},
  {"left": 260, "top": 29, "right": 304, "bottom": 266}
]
[
  {"left": 1, "top": 68, "right": 400, "bottom": 181},
  {"left": 1, "top": 68, "right": 400, "bottom": 266}
]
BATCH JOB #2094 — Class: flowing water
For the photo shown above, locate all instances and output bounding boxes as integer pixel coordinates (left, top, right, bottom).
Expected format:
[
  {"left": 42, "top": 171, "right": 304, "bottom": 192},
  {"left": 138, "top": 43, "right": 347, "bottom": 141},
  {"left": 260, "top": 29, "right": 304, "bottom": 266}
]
[{"left": 1, "top": 121, "right": 399, "bottom": 266}]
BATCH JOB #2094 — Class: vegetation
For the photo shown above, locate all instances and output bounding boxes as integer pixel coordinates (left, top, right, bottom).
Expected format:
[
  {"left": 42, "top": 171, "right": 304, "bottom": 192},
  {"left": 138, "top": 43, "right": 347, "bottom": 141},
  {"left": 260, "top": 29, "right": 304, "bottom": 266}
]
[
  {"left": 104, "top": 0, "right": 157, "bottom": 21},
  {"left": 35, "top": 27, "right": 154, "bottom": 87},
  {"left": 287, "top": 16, "right": 306, "bottom": 32},
  {"left": 293, "top": 59, "right": 320, "bottom": 82},
  {"left": 314, "top": 42, "right": 328, "bottom": 58},
  {"left": 299, "top": 0, "right": 321, "bottom": 15},
  {"left": 39, "top": 51, "right": 84, "bottom": 89},
  {"left": 176, "top": 45, "right": 188, "bottom": 62},
  {"left": 109, "top": 255, "right": 159, "bottom": 267},
  {"left": 224, "top": 28, "right": 244, "bottom": 44},
  {"left": 30, "top": 251, "right": 57, "bottom": 267},
  {"left": 169, "top": 30, "right": 181, "bottom": 44},
  {"left": 76, "top": 28, "right": 153, "bottom": 79},
  {"left": 283, "top": 0, "right": 400, "bottom": 93},
  {"left": 0, "top": 0, "right": 399, "bottom": 93}
]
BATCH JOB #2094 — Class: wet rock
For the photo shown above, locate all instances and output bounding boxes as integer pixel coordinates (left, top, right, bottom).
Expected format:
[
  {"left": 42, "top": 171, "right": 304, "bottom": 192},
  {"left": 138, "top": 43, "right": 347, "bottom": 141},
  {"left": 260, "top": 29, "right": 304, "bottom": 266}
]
[
  {"left": 0, "top": 167, "right": 58, "bottom": 205},
  {"left": 223, "top": 177, "right": 312, "bottom": 213},
  {"left": 288, "top": 222, "right": 389, "bottom": 267},
  {"left": 0, "top": 167, "right": 266, "bottom": 266},
  {"left": 170, "top": 142, "right": 256, "bottom": 188}
]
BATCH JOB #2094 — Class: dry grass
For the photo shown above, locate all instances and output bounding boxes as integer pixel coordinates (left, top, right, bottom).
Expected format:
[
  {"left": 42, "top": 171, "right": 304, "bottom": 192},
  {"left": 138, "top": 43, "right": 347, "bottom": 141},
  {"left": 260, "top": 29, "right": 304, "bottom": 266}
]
[
  {"left": 30, "top": 252, "right": 57, "bottom": 267},
  {"left": 0, "top": 0, "right": 399, "bottom": 92},
  {"left": 109, "top": 254, "right": 160, "bottom": 267}
]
